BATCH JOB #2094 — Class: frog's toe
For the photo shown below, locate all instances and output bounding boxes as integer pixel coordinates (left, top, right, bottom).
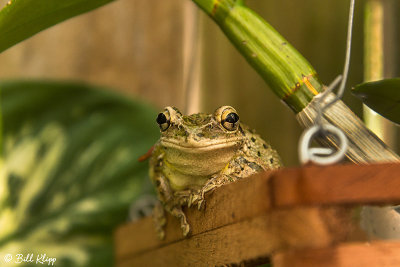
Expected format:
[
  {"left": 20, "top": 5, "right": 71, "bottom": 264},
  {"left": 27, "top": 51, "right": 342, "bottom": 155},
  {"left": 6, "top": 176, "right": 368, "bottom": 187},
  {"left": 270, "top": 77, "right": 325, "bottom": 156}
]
[
  {"left": 154, "top": 217, "right": 166, "bottom": 240},
  {"left": 188, "top": 194, "right": 195, "bottom": 208},
  {"left": 188, "top": 191, "right": 202, "bottom": 207},
  {"left": 182, "top": 223, "right": 190, "bottom": 236},
  {"left": 197, "top": 199, "right": 205, "bottom": 210},
  {"left": 157, "top": 228, "right": 166, "bottom": 240},
  {"left": 192, "top": 194, "right": 200, "bottom": 204}
]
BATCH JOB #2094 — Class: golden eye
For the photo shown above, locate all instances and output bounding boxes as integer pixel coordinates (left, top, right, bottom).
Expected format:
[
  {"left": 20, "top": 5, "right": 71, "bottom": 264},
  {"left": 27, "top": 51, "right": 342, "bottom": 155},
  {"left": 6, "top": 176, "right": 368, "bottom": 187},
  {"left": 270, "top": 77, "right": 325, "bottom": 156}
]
[
  {"left": 156, "top": 109, "right": 171, "bottom": 131},
  {"left": 216, "top": 106, "right": 240, "bottom": 131}
]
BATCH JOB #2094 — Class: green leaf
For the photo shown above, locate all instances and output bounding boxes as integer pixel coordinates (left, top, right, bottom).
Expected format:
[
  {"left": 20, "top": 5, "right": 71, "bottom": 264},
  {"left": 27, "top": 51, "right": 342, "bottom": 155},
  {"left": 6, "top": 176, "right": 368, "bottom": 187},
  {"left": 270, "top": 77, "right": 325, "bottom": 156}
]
[
  {"left": 0, "top": 80, "right": 158, "bottom": 266},
  {"left": 353, "top": 78, "right": 400, "bottom": 124},
  {"left": 0, "top": 0, "right": 115, "bottom": 53}
]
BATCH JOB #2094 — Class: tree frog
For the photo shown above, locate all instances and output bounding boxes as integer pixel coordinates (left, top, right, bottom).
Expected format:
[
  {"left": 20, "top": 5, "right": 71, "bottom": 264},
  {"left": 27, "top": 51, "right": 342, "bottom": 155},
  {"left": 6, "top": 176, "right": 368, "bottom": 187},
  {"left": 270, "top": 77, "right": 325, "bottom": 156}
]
[{"left": 150, "top": 106, "right": 282, "bottom": 238}]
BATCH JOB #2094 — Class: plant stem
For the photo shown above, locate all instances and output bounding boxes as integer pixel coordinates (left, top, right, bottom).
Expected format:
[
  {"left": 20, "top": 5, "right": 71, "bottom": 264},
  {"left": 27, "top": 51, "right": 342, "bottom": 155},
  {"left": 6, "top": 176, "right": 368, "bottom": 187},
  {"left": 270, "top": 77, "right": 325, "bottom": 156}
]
[
  {"left": 363, "top": 0, "right": 396, "bottom": 148},
  {"left": 0, "top": 89, "right": 2, "bottom": 158},
  {"left": 192, "top": 0, "right": 400, "bottom": 163},
  {"left": 191, "top": 0, "right": 323, "bottom": 113},
  {"left": 360, "top": 1, "right": 400, "bottom": 241},
  {"left": 297, "top": 93, "right": 399, "bottom": 163},
  {"left": 183, "top": 2, "right": 201, "bottom": 114}
]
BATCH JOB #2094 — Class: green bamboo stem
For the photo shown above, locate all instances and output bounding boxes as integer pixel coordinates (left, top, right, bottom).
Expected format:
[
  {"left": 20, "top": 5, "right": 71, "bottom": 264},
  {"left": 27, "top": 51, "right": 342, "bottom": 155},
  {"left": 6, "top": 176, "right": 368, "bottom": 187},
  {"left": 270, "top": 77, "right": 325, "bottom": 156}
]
[
  {"left": 296, "top": 93, "right": 399, "bottom": 163},
  {"left": 0, "top": 89, "right": 2, "bottom": 158},
  {"left": 364, "top": 0, "right": 384, "bottom": 82},
  {"left": 363, "top": 0, "right": 396, "bottom": 148},
  {"left": 191, "top": 0, "right": 323, "bottom": 113},
  {"left": 360, "top": 1, "right": 400, "bottom": 241},
  {"left": 193, "top": 0, "right": 400, "bottom": 163}
]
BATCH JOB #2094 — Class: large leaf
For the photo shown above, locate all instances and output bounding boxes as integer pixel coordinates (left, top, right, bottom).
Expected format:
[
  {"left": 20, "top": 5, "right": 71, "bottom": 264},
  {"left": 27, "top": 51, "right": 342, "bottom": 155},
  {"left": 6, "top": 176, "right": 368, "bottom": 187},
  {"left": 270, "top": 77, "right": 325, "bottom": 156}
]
[
  {"left": 353, "top": 78, "right": 400, "bottom": 124},
  {"left": 0, "top": 80, "right": 158, "bottom": 266},
  {"left": 0, "top": 0, "right": 115, "bottom": 53}
]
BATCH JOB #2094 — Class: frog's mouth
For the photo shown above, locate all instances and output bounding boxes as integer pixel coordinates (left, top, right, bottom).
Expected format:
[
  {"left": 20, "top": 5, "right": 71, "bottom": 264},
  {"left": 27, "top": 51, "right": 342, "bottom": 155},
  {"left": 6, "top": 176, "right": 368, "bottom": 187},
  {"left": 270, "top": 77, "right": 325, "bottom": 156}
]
[
  {"left": 160, "top": 137, "right": 243, "bottom": 177},
  {"left": 160, "top": 138, "right": 242, "bottom": 151}
]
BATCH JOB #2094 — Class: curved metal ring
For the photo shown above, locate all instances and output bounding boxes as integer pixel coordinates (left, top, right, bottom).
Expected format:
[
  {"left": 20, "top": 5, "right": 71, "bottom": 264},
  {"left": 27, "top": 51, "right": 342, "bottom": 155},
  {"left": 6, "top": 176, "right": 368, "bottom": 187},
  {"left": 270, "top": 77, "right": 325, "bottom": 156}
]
[{"left": 299, "top": 124, "right": 348, "bottom": 165}]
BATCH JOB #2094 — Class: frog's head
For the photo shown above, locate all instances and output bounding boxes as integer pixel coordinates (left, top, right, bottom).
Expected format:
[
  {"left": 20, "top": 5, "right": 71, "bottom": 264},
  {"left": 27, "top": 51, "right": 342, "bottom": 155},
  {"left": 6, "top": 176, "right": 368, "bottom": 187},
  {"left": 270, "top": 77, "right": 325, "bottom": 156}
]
[{"left": 155, "top": 106, "right": 245, "bottom": 176}]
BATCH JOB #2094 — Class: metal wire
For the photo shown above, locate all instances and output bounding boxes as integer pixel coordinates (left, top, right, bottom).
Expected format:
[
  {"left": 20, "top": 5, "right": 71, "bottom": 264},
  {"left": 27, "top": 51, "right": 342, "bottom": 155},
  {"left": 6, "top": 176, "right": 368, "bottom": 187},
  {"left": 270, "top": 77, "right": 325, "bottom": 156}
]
[
  {"left": 299, "top": 0, "right": 355, "bottom": 165},
  {"left": 316, "top": 0, "right": 355, "bottom": 124},
  {"left": 299, "top": 124, "right": 348, "bottom": 165}
]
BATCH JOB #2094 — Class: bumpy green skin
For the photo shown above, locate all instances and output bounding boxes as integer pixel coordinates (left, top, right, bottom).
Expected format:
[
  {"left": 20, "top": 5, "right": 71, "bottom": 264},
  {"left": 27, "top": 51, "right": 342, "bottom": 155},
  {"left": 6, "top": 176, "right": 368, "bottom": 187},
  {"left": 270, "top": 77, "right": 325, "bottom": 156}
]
[{"left": 192, "top": 0, "right": 324, "bottom": 113}]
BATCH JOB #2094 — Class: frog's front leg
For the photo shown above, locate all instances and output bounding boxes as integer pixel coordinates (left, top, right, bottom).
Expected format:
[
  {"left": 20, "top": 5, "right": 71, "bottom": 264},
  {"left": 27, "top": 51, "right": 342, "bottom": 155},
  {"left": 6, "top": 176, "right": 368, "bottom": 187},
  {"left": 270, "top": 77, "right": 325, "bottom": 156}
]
[
  {"left": 152, "top": 201, "right": 167, "bottom": 239},
  {"left": 167, "top": 204, "right": 190, "bottom": 236},
  {"left": 153, "top": 174, "right": 191, "bottom": 238}
]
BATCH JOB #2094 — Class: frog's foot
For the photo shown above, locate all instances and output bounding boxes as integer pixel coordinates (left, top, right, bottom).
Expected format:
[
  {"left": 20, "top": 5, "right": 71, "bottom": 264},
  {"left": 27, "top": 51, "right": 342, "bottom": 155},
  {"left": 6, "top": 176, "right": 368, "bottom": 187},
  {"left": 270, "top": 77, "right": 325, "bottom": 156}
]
[
  {"left": 191, "top": 175, "right": 232, "bottom": 210},
  {"left": 174, "top": 190, "right": 191, "bottom": 206},
  {"left": 181, "top": 216, "right": 190, "bottom": 236},
  {"left": 152, "top": 201, "right": 167, "bottom": 240},
  {"left": 170, "top": 207, "right": 190, "bottom": 236},
  {"left": 193, "top": 184, "right": 213, "bottom": 210}
]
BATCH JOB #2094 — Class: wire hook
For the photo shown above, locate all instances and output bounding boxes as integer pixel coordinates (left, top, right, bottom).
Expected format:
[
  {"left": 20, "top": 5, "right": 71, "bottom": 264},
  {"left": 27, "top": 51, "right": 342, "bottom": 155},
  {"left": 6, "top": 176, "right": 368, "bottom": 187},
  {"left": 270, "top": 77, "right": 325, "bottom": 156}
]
[
  {"left": 299, "top": 0, "right": 355, "bottom": 165},
  {"left": 299, "top": 124, "right": 348, "bottom": 165}
]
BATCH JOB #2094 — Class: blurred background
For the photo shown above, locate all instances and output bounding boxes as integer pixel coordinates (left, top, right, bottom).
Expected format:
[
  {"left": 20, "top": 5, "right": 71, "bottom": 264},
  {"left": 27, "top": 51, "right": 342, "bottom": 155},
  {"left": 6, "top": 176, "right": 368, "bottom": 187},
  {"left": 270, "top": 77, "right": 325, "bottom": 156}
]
[
  {"left": 0, "top": 0, "right": 399, "bottom": 165},
  {"left": 1, "top": 0, "right": 400, "bottom": 266}
]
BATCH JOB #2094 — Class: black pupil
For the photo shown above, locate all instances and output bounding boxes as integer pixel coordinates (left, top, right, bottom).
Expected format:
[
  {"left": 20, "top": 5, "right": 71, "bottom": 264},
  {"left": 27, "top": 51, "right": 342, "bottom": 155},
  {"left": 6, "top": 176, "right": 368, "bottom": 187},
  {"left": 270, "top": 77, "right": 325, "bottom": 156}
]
[
  {"left": 225, "top": 113, "right": 239, "bottom": 124},
  {"left": 156, "top": 113, "right": 167, "bottom": 124}
]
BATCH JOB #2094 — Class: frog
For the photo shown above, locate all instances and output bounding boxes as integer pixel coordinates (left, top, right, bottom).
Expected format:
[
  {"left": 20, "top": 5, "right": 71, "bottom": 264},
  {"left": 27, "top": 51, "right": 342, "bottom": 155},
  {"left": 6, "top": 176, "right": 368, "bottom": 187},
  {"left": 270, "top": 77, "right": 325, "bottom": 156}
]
[{"left": 149, "top": 106, "right": 282, "bottom": 239}]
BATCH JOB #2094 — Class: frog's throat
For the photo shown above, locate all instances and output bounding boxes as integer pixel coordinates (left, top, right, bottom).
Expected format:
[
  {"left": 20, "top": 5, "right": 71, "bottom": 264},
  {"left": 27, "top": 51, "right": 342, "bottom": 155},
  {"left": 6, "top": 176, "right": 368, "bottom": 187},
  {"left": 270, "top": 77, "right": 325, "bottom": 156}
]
[
  {"left": 164, "top": 163, "right": 211, "bottom": 191},
  {"left": 160, "top": 138, "right": 242, "bottom": 151}
]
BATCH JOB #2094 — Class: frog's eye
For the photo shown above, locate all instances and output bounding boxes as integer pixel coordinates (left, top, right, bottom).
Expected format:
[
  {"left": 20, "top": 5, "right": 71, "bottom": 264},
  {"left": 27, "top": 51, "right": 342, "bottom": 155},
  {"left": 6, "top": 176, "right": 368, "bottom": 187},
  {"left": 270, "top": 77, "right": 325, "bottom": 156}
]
[
  {"left": 220, "top": 107, "right": 240, "bottom": 131},
  {"left": 156, "top": 110, "right": 171, "bottom": 131}
]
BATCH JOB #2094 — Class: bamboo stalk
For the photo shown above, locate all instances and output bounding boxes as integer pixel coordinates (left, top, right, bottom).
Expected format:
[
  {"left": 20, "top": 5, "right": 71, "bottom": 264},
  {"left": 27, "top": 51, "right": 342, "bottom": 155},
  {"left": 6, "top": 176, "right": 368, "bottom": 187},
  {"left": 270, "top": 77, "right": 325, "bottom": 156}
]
[
  {"left": 183, "top": 2, "right": 202, "bottom": 114},
  {"left": 191, "top": 0, "right": 323, "bottom": 113},
  {"left": 296, "top": 93, "right": 399, "bottom": 163},
  {"left": 192, "top": 0, "right": 400, "bottom": 163},
  {"left": 359, "top": 0, "right": 400, "bottom": 241},
  {"left": 363, "top": 0, "right": 397, "bottom": 148}
]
